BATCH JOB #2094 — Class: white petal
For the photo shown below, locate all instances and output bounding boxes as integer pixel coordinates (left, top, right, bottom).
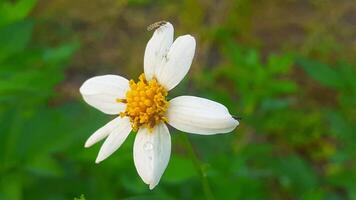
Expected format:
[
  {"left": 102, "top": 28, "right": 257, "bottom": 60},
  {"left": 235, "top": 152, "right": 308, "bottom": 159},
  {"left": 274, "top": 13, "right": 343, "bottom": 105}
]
[
  {"left": 166, "top": 96, "right": 239, "bottom": 135},
  {"left": 133, "top": 123, "right": 171, "bottom": 190},
  {"left": 85, "top": 117, "right": 123, "bottom": 148},
  {"left": 95, "top": 117, "right": 132, "bottom": 163},
  {"left": 144, "top": 22, "right": 174, "bottom": 80},
  {"left": 80, "top": 75, "right": 129, "bottom": 115},
  {"left": 155, "top": 35, "right": 196, "bottom": 90}
]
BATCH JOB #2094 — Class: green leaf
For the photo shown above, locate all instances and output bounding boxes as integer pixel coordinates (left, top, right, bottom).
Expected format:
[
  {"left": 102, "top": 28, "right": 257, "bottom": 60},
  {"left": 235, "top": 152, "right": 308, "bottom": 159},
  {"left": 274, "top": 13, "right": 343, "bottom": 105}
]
[
  {"left": 272, "top": 155, "right": 318, "bottom": 195},
  {"left": 164, "top": 155, "right": 197, "bottom": 183},
  {"left": 26, "top": 156, "right": 63, "bottom": 177},
  {"left": 267, "top": 54, "right": 294, "bottom": 74},
  {"left": 302, "top": 189, "right": 324, "bottom": 200},
  {"left": 0, "top": 20, "right": 33, "bottom": 62},
  {"left": 297, "top": 58, "right": 343, "bottom": 89},
  {"left": 0, "top": 0, "right": 37, "bottom": 27},
  {"left": 43, "top": 42, "right": 80, "bottom": 64},
  {"left": 0, "top": 173, "right": 23, "bottom": 200},
  {"left": 74, "top": 194, "right": 86, "bottom": 200}
]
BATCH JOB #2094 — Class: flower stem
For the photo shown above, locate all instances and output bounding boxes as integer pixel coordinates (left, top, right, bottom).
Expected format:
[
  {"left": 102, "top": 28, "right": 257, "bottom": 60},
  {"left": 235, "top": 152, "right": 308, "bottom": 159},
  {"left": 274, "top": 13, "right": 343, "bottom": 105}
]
[{"left": 181, "top": 134, "right": 214, "bottom": 200}]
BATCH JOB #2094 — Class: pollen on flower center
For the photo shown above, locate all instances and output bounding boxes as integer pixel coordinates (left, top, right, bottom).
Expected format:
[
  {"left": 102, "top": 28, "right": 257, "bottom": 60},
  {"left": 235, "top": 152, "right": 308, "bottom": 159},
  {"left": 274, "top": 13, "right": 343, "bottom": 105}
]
[{"left": 118, "top": 73, "right": 168, "bottom": 131}]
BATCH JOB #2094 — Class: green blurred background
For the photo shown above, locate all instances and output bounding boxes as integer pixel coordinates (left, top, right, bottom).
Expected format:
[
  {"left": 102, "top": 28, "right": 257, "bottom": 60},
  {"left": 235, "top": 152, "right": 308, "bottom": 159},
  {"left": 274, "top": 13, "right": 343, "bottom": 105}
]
[{"left": 0, "top": 0, "right": 355, "bottom": 199}]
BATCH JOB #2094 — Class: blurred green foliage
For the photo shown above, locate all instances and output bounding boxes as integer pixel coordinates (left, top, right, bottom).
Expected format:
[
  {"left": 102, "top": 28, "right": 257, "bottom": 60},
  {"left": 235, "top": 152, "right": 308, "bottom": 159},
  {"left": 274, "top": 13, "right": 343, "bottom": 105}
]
[{"left": 0, "top": 0, "right": 355, "bottom": 200}]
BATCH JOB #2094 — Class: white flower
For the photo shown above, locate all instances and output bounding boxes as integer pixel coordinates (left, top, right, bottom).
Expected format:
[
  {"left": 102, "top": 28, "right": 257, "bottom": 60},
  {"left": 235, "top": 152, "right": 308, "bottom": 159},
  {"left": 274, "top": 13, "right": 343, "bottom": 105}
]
[{"left": 79, "top": 22, "right": 239, "bottom": 189}]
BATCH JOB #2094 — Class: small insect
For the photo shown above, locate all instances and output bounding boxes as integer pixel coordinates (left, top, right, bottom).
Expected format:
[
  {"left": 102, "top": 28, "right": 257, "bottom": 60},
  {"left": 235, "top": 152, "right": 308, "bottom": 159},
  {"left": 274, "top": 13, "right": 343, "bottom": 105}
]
[
  {"left": 147, "top": 21, "right": 168, "bottom": 31},
  {"left": 232, "top": 115, "right": 242, "bottom": 120}
]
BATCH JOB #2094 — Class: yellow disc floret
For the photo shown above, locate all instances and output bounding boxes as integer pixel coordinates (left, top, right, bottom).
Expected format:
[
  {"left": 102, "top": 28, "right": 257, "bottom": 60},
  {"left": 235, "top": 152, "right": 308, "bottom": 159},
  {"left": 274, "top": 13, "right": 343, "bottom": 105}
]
[{"left": 118, "top": 74, "right": 168, "bottom": 131}]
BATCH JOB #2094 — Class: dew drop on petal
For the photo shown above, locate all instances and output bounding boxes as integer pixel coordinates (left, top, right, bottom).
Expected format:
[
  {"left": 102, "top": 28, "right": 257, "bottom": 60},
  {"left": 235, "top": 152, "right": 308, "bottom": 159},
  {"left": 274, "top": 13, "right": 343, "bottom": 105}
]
[{"left": 143, "top": 142, "right": 153, "bottom": 151}]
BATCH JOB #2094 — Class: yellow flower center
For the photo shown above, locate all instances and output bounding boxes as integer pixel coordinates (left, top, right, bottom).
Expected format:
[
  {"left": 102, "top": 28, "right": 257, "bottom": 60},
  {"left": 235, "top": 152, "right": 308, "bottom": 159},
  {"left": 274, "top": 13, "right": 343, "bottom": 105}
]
[{"left": 118, "top": 74, "right": 168, "bottom": 131}]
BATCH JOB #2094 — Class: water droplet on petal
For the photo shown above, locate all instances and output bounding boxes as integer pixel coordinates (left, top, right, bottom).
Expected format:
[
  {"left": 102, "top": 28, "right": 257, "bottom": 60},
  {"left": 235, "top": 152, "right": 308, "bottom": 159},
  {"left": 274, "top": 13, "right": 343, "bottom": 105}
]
[{"left": 143, "top": 142, "right": 153, "bottom": 151}]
